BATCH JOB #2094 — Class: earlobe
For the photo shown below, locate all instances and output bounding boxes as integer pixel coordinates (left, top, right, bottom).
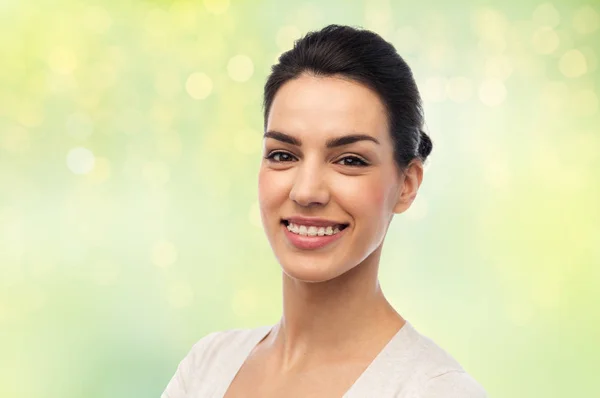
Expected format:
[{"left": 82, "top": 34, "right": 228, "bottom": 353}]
[{"left": 392, "top": 160, "right": 424, "bottom": 214}]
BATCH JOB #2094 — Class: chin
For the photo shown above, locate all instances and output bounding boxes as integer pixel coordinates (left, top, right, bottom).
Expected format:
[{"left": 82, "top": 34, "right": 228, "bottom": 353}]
[
  {"left": 265, "top": 221, "right": 359, "bottom": 283},
  {"left": 278, "top": 256, "right": 350, "bottom": 283}
]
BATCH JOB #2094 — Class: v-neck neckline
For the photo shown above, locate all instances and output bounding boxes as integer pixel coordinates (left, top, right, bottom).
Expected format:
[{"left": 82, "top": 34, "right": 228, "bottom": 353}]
[{"left": 219, "top": 321, "right": 413, "bottom": 398}]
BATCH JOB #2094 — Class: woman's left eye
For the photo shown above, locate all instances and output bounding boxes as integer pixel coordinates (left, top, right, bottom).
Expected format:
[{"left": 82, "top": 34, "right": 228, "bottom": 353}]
[{"left": 336, "top": 156, "right": 368, "bottom": 167}]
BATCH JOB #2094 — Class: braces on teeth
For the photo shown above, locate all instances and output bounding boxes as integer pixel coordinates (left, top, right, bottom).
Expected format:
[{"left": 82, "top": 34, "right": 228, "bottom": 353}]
[{"left": 286, "top": 222, "right": 343, "bottom": 236}]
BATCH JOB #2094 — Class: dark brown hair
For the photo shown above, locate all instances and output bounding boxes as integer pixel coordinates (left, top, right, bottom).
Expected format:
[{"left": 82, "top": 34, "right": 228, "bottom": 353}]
[{"left": 263, "top": 24, "right": 433, "bottom": 170}]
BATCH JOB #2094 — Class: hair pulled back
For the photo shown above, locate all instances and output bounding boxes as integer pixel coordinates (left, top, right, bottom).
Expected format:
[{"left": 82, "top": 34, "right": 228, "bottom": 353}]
[{"left": 263, "top": 24, "right": 433, "bottom": 170}]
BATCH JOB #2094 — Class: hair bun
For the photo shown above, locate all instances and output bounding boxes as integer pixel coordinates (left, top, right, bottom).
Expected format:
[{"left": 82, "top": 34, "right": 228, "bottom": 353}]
[{"left": 418, "top": 129, "right": 433, "bottom": 160}]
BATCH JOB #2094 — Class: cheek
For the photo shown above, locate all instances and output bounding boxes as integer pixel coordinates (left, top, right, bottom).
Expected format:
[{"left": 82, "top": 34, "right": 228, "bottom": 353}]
[
  {"left": 367, "top": 179, "right": 387, "bottom": 206},
  {"left": 363, "top": 186, "right": 388, "bottom": 226},
  {"left": 336, "top": 175, "right": 388, "bottom": 216},
  {"left": 258, "top": 168, "right": 288, "bottom": 214},
  {"left": 257, "top": 168, "right": 268, "bottom": 200},
  {"left": 257, "top": 168, "right": 272, "bottom": 210}
]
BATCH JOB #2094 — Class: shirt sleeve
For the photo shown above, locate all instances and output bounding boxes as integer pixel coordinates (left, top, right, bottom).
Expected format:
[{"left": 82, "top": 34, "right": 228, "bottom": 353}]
[
  {"left": 161, "top": 332, "right": 218, "bottom": 398},
  {"left": 161, "top": 356, "right": 189, "bottom": 398},
  {"left": 420, "top": 370, "right": 487, "bottom": 398}
]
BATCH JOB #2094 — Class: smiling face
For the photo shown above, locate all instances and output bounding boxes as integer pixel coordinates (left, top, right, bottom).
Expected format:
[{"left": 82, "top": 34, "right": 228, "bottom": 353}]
[{"left": 258, "top": 73, "right": 419, "bottom": 283}]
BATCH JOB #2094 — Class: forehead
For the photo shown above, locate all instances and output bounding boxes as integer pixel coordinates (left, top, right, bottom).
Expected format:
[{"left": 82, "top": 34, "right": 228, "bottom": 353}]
[{"left": 266, "top": 74, "right": 389, "bottom": 143}]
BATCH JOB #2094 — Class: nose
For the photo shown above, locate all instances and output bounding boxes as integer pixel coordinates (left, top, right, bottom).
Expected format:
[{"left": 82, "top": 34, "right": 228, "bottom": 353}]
[{"left": 289, "top": 159, "right": 330, "bottom": 207}]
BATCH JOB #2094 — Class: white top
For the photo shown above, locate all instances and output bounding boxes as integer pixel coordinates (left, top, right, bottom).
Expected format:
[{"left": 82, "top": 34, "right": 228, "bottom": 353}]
[{"left": 162, "top": 321, "right": 487, "bottom": 398}]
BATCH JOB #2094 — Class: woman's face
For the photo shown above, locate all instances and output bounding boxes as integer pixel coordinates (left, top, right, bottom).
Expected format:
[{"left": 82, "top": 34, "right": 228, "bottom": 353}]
[{"left": 258, "top": 73, "right": 420, "bottom": 282}]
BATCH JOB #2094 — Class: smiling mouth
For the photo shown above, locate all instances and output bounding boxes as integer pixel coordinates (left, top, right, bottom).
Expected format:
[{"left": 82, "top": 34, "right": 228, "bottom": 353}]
[{"left": 281, "top": 220, "right": 349, "bottom": 236}]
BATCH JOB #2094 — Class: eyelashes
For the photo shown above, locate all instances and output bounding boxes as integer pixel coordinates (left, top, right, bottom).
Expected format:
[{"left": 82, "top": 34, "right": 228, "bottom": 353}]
[
  {"left": 265, "top": 151, "right": 295, "bottom": 163},
  {"left": 264, "top": 151, "right": 369, "bottom": 167}
]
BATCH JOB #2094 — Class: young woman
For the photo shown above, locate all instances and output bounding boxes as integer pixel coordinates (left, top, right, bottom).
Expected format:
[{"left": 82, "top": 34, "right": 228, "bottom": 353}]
[{"left": 162, "top": 24, "right": 486, "bottom": 398}]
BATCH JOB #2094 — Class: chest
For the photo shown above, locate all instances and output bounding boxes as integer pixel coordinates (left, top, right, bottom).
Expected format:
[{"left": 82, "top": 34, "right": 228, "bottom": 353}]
[{"left": 223, "top": 359, "right": 371, "bottom": 398}]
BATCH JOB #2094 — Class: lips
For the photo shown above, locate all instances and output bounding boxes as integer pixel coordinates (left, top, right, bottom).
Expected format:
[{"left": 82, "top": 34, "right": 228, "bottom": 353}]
[{"left": 280, "top": 216, "right": 350, "bottom": 250}]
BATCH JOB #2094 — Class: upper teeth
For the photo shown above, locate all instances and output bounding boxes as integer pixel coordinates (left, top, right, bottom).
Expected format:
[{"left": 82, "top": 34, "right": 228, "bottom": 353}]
[{"left": 286, "top": 222, "right": 342, "bottom": 236}]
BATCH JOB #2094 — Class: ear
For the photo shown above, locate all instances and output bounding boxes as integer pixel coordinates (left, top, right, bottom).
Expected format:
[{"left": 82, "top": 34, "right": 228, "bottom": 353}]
[{"left": 393, "top": 160, "right": 424, "bottom": 214}]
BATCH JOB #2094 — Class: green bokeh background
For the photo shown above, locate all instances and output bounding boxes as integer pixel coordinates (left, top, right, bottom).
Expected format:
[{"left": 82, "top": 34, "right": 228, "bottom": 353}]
[{"left": 1, "top": 0, "right": 599, "bottom": 397}]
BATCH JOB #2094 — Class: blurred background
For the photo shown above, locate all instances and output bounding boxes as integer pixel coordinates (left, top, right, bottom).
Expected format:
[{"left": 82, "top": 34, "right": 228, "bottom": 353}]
[{"left": 1, "top": 0, "right": 598, "bottom": 397}]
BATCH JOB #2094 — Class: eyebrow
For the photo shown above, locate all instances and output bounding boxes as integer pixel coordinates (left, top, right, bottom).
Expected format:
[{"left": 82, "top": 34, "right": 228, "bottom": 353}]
[{"left": 263, "top": 130, "right": 380, "bottom": 148}]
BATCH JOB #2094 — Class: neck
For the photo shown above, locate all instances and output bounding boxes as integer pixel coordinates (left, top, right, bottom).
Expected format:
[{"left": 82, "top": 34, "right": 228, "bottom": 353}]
[{"left": 267, "top": 245, "right": 405, "bottom": 372}]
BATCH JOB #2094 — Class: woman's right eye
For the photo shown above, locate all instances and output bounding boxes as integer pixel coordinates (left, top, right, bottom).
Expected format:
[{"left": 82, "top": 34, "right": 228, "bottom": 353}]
[{"left": 265, "top": 151, "right": 296, "bottom": 162}]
